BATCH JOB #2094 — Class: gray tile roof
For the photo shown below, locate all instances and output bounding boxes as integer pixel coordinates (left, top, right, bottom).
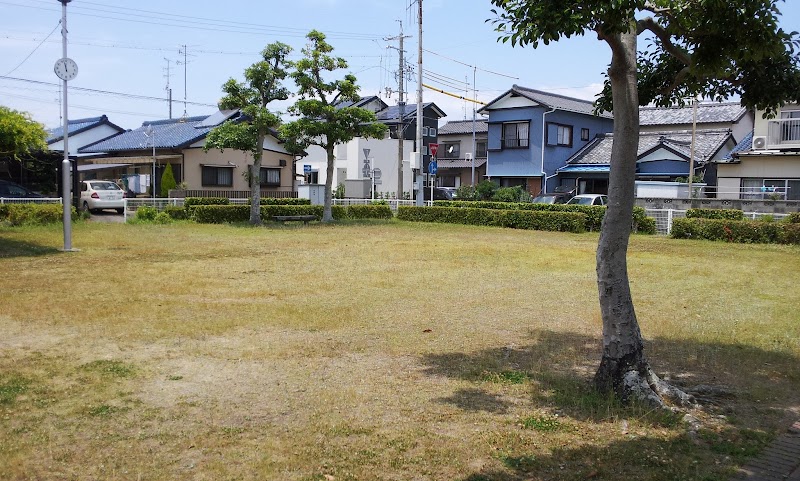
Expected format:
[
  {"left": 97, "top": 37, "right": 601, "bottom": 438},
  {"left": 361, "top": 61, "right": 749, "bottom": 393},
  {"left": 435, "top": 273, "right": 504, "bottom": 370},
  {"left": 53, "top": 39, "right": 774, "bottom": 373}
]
[
  {"left": 375, "top": 103, "right": 446, "bottom": 123},
  {"left": 481, "top": 84, "right": 612, "bottom": 118},
  {"left": 438, "top": 119, "right": 488, "bottom": 135},
  {"left": 46, "top": 115, "right": 123, "bottom": 144},
  {"left": 564, "top": 129, "right": 733, "bottom": 166},
  {"left": 640, "top": 102, "right": 747, "bottom": 126},
  {"left": 437, "top": 157, "right": 487, "bottom": 169}
]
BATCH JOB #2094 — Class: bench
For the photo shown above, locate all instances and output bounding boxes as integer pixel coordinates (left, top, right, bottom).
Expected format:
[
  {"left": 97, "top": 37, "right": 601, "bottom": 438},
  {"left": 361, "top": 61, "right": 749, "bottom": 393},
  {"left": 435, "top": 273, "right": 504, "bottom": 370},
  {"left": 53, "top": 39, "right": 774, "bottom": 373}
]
[{"left": 272, "top": 215, "right": 317, "bottom": 225}]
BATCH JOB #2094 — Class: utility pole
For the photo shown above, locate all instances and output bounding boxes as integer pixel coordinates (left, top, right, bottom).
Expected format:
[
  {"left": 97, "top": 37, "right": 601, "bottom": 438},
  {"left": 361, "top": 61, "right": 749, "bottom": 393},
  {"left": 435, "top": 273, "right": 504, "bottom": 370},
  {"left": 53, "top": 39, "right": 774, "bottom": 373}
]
[
  {"left": 177, "top": 45, "right": 192, "bottom": 119},
  {"left": 56, "top": 0, "right": 76, "bottom": 251},
  {"left": 163, "top": 57, "right": 173, "bottom": 119},
  {"left": 386, "top": 22, "right": 412, "bottom": 200},
  {"left": 415, "top": 0, "right": 424, "bottom": 206},
  {"left": 471, "top": 66, "right": 477, "bottom": 185}
]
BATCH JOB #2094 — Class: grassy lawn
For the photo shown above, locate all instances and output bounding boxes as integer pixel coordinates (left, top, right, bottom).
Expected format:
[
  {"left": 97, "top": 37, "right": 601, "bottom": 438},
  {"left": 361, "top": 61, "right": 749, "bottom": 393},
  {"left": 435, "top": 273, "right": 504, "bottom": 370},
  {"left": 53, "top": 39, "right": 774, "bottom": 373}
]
[{"left": 1, "top": 220, "right": 798, "bottom": 480}]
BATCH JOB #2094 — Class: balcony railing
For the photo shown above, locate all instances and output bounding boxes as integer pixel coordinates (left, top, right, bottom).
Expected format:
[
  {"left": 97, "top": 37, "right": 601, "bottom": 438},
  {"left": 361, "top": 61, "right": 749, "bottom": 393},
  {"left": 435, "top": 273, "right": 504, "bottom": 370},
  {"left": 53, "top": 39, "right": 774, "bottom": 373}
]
[{"left": 767, "top": 118, "right": 800, "bottom": 148}]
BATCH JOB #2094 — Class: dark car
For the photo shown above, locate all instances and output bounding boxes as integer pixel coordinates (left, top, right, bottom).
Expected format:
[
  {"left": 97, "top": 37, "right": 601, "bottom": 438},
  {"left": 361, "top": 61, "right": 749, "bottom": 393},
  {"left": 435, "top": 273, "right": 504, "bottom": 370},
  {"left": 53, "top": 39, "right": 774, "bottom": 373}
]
[
  {"left": 0, "top": 180, "right": 44, "bottom": 198},
  {"left": 424, "top": 186, "right": 457, "bottom": 201},
  {"left": 531, "top": 193, "right": 572, "bottom": 204}
]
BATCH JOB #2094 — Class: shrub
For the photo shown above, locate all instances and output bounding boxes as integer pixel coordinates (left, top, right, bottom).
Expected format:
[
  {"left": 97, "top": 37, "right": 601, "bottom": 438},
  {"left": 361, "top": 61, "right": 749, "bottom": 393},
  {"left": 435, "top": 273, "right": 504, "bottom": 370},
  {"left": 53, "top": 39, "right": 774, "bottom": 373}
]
[
  {"left": 671, "top": 218, "right": 798, "bottom": 244},
  {"left": 347, "top": 205, "right": 392, "bottom": 219},
  {"left": 784, "top": 212, "right": 800, "bottom": 224},
  {"left": 455, "top": 184, "right": 477, "bottom": 201},
  {"left": 160, "top": 163, "right": 177, "bottom": 197},
  {"left": 433, "top": 200, "right": 608, "bottom": 231},
  {"left": 492, "top": 186, "right": 526, "bottom": 203},
  {"left": 164, "top": 206, "right": 189, "bottom": 220},
  {"left": 135, "top": 205, "right": 158, "bottom": 221},
  {"left": 0, "top": 203, "right": 74, "bottom": 225},
  {"left": 184, "top": 197, "right": 230, "bottom": 208},
  {"left": 192, "top": 204, "right": 347, "bottom": 224},
  {"left": 634, "top": 216, "right": 657, "bottom": 235},
  {"left": 686, "top": 208, "right": 744, "bottom": 221},
  {"left": 397, "top": 206, "right": 586, "bottom": 233},
  {"left": 153, "top": 212, "right": 172, "bottom": 224},
  {"left": 259, "top": 198, "right": 311, "bottom": 205},
  {"left": 474, "top": 180, "right": 498, "bottom": 200}
]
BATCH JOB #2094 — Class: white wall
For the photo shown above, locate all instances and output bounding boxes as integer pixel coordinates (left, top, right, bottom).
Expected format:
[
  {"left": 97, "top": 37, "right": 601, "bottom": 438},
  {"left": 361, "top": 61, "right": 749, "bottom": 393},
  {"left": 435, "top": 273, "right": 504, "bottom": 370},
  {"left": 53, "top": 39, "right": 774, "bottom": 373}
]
[{"left": 49, "top": 124, "right": 122, "bottom": 155}]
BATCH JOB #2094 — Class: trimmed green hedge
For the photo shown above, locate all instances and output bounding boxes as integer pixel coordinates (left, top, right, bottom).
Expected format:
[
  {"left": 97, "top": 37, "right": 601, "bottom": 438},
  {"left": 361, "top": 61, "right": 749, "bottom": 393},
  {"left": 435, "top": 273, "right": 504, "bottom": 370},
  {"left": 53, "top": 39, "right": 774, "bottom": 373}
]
[
  {"left": 397, "top": 206, "right": 586, "bottom": 233},
  {"left": 346, "top": 205, "right": 393, "bottom": 219},
  {"left": 686, "top": 208, "right": 744, "bottom": 220},
  {"left": 259, "top": 198, "right": 311, "bottom": 205},
  {"left": 786, "top": 212, "right": 800, "bottom": 224},
  {"left": 671, "top": 218, "right": 800, "bottom": 244},
  {"left": 164, "top": 206, "right": 189, "bottom": 220},
  {"left": 432, "top": 200, "right": 654, "bottom": 233},
  {"left": 184, "top": 197, "right": 230, "bottom": 207},
  {"left": 0, "top": 203, "right": 76, "bottom": 225},
  {"left": 192, "top": 204, "right": 392, "bottom": 223}
]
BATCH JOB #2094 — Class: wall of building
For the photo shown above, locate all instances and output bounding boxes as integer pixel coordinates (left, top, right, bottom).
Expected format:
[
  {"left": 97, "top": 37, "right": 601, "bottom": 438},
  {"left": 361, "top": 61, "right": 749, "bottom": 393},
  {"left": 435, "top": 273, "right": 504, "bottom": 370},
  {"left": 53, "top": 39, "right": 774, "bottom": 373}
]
[
  {"left": 49, "top": 124, "right": 122, "bottom": 155},
  {"left": 183, "top": 147, "right": 293, "bottom": 192}
]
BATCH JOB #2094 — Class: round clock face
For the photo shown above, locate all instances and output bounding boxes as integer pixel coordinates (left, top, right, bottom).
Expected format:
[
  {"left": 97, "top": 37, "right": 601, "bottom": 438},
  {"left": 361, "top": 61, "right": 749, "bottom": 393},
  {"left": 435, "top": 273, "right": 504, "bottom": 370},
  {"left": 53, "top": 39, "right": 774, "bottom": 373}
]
[{"left": 54, "top": 57, "right": 78, "bottom": 81}]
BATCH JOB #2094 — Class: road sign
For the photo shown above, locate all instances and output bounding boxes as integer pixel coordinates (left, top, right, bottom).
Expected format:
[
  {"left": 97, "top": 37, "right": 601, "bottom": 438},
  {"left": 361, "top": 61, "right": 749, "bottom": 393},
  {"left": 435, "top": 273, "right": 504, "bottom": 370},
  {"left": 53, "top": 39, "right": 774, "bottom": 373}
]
[
  {"left": 372, "top": 168, "right": 382, "bottom": 180},
  {"left": 428, "top": 161, "right": 437, "bottom": 175},
  {"left": 363, "top": 148, "right": 371, "bottom": 160},
  {"left": 429, "top": 143, "right": 439, "bottom": 157},
  {"left": 303, "top": 164, "right": 311, "bottom": 174}
]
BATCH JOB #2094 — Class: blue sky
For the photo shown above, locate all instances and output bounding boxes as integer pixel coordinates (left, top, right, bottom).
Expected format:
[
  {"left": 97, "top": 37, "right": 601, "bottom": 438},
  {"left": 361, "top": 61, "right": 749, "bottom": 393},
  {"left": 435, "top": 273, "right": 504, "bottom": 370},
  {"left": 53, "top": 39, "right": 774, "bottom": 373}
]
[{"left": 1, "top": 0, "right": 798, "bottom": 130}]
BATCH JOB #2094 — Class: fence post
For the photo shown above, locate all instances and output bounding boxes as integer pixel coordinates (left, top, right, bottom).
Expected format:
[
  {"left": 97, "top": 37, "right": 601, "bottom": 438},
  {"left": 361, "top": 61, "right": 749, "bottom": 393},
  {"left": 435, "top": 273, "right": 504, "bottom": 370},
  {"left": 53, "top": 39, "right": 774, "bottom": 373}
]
[{"left": 667, "top": 209, "right": 674, "bottom": 235}]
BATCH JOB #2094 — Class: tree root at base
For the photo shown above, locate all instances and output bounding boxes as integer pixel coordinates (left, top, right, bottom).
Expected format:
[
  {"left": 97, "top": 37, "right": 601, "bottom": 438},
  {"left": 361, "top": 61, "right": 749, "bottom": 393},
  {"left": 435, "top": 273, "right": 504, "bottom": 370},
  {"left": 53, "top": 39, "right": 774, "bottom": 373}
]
[{"left": 622, "top": 367, "right": 697, "bottom": 410}]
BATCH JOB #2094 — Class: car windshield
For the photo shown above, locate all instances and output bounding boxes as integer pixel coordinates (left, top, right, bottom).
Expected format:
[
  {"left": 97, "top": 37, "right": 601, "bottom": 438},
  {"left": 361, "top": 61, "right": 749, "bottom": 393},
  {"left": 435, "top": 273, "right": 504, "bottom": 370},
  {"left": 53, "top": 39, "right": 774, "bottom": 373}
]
[
  {"left": 568, "top": 196, "right": 595, "bottom": 205},
  {"left": 90, "top": 182, "right": 121, "bottom": 191},
  {"left": 532, "top": 195, "right": 556, "bottom": 204}
]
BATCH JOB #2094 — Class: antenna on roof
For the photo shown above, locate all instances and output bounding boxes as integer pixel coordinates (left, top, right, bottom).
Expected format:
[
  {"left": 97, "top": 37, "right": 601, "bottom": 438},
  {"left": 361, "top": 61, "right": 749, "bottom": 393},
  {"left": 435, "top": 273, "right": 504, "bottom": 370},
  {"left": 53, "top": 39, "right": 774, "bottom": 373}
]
[
  {"left": 176, "top": 45, "right": 195, "bottom": 121},
  {"left": 163, "top": 58, "right": 173, "bottom": 119}
]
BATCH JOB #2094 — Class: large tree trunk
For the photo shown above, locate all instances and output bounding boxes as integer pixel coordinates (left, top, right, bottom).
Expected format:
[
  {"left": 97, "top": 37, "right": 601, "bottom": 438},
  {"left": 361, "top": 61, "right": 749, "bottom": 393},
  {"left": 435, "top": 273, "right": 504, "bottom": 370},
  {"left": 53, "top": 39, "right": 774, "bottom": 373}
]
[
  {"left": 322, "top": 144, "right": 335, "bottom": 222},
  {"left": 594, "top": 28, "right": 693, "bottom": 408},
  {"left": 249, "top": 131, "right": 266, "bottom": 225}
]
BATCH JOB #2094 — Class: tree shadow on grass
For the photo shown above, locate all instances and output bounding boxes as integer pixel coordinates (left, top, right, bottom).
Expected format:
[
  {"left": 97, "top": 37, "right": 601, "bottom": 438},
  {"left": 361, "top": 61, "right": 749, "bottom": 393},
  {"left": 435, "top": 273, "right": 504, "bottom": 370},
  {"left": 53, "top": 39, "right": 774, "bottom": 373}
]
[
  {"left": 436, "top": 388, "right": 513, "bottom": 414},
  {"left": 0, "top": 237, "right": 61, "bottom": 258}
]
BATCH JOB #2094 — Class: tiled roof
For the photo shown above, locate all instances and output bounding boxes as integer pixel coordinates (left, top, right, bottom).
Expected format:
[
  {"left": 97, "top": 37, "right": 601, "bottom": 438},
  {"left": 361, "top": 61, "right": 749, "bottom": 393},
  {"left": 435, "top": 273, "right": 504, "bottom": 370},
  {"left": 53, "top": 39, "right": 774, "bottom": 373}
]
[
  {"left": 438, "top": 119, "right": 488, "bottom": 135},
  {"left": 437, "top": 157, "right": 487, "bottom": 169},
  {"left": 563, "top": 129, "right": 733, "bottom": 166},
  {"left": 46, "top": 115, "right": 122, "bottom": 143},
  {"left": 79, "top": 111, "right": 243, "bottom": 153},
  {"left": 335, "top": 95, "right": 385, "bottom": 110},
  {"left": 375, "top": 103, "right": 446, "bottom": 123},
  {"left": 724, "top": 130, "right": 754, "bottom": 160},
  {"left": 481, "top": 85, "right": 612, "bottom": 118},
  {"left": 640, "top": 102, "right": 747, "bottom": 126}
]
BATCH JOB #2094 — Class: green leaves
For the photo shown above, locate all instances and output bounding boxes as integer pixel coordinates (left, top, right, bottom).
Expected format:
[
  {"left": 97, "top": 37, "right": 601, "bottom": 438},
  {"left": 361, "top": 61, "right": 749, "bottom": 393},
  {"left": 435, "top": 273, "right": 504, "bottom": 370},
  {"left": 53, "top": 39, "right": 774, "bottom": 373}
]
[{"left": 0, "top": 106, "right": 47, "bottom": 159}]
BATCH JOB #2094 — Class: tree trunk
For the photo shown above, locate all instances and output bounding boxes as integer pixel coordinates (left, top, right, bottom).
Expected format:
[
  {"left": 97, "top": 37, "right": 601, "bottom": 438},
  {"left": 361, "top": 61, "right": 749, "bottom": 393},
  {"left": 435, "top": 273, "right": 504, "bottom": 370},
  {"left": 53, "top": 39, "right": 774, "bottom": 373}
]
[
  {"left": 249, "top": 131, "right": 266, "bottom": 225},
  {"left": 593, "top": 28, "right": 695, "bottom": 408},
  {"left": 322, "top": 144, "right": 335, "bottom": 222}
]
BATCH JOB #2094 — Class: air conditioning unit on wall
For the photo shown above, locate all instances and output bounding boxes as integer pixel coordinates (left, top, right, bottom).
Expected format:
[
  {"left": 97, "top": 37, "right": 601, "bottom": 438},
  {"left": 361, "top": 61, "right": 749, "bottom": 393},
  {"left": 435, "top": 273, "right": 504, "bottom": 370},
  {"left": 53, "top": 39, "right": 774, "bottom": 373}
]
[{"left": 752, "top": 136, "right": 768, "bottom": 150}]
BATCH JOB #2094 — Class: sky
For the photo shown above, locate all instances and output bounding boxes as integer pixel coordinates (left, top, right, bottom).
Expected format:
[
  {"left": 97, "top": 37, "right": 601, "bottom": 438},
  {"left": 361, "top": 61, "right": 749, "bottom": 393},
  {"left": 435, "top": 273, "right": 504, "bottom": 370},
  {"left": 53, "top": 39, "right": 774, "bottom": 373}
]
[{"left": 1, "top": 0, "right": 799, "bottom": 131}]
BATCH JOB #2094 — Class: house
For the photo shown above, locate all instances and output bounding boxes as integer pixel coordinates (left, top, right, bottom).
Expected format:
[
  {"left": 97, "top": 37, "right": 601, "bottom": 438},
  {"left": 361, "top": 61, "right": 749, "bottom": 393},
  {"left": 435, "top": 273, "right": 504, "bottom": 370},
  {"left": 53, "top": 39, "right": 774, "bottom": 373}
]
[
  {"left": 46, "top": 115, "right": 125, "bottom": 155},
  {"left": 435, "top": 119, "right": 488, "bottom": 188},
  {"left": 79, "top": 110, "right": 295, "bottom": 196},
  {"left": 556, "top": 129, "right": 736, "bottom": 194},
  {"left": 478, "top": 85, "right": 614, "bottom": 194},
  {"left": 714, "top": 104, "right": 800, "bottom": 200},
  {"left": 296, "top": 98, "right": 446, "bottom": 198},
  {"left": 640, "top": 102, "right": 753, "bottom": 142}
]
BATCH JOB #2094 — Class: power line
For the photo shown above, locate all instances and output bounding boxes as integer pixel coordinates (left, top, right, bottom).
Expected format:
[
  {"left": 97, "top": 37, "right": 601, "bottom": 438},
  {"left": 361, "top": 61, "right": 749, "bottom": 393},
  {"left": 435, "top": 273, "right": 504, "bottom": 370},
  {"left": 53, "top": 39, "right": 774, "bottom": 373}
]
[
  {"left": 4, "top": 20, "right": 60, "bottom": 76},
  {"left": 422, "top": 48, "right": 519, "bottom": 80}
]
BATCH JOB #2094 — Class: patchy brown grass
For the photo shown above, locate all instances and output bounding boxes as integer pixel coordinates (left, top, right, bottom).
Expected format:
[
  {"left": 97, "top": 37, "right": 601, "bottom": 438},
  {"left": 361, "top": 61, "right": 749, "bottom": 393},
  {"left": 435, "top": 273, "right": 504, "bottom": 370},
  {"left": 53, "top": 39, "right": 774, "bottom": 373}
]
[{"left": 0, "top": 220, "right": 798, "bottom": 480}]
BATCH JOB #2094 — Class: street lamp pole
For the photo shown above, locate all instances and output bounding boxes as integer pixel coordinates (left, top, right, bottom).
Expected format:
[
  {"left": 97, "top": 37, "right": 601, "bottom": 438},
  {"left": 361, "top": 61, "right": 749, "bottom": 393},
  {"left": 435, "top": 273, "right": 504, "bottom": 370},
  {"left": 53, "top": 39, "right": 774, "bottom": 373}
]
[{"left": 58, "top": 0, "right": 74, "bottom": 251}]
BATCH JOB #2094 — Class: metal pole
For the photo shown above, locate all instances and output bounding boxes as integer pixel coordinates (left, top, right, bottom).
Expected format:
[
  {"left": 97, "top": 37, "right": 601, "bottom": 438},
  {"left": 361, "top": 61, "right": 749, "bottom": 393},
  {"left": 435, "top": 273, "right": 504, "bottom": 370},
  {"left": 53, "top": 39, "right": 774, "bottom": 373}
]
[
  {"left": 397, "top": 25, "right": 407, "bottom": 201},
  {"left": 471, "top": 66, "right": 476, "bottom": 186},
  {"left": 415, "top": 0, "right": 424, "bottom": 206},
  {"left": 688, "top": 97, "right": 698, "bottom": 199},
  {"left": 60, "top": 0, "right": 72, "bottom": 251}
]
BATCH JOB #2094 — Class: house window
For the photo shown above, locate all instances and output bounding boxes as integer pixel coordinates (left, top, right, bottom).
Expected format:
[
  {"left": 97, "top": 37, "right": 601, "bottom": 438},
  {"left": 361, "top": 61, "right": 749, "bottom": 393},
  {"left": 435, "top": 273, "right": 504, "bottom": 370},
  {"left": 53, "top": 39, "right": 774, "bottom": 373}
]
[
  {"left": 476, "top": 140, "right": 487, "bottom": 158},
  {"left": 502, "top": 122, "right": 530, "bottom": 149},
  {"left": 547, "top": 123, "right": 573, "bottom": 147},
  {"left": 260, "top": 168, "right": 281, "bottom": 186},
  {"left": 422, "top": 126, "right": 430, "bottom": 136},
  {"left": 441, "top": 142, "right": 460, "bottom": 159},
  {"left": 201, "top": 166, "right": 233, "bottom": 187},
  {"left": 428, "top": 127, "right": 437, "bottom": 137},
  {"left": 581, "top": 128, "right": 590, "bottom": 141}
]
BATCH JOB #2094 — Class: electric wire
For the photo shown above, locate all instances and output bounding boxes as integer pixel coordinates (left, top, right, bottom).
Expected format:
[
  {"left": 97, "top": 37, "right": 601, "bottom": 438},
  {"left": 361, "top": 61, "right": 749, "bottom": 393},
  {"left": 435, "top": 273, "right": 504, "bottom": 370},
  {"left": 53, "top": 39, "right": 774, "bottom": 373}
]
[{"left": 4, "top": 21, "right": 61, "bottom": 76}]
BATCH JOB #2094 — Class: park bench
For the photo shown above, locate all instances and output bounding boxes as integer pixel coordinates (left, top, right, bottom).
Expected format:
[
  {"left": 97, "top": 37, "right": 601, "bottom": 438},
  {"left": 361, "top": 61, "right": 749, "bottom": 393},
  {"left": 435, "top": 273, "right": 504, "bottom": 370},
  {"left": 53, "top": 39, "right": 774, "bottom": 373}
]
[{"left": 272, "top": 215, "right": 317, "bottom": 225}]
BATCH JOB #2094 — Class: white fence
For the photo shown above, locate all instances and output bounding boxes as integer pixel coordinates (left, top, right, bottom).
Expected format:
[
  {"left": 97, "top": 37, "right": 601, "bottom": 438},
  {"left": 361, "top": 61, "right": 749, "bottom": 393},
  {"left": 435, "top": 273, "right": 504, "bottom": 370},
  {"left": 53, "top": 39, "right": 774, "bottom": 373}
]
[
  {"left": 333, "top": 198, "right": 430, "bottom": 211},
  {"left": 644, "top": 209, "right": 789, "bottom": 235},
  {"left": 123, "top": 198, "right": 184, "bottom": 222},
  {"left": 0, "top": 197, "right": 62, "bottom": 204}
]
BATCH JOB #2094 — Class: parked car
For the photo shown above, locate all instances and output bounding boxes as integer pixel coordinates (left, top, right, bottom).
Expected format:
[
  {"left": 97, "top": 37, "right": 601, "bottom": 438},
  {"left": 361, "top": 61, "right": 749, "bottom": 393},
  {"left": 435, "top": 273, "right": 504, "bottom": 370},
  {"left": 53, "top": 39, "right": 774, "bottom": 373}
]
[
  {"left": 531, "top": 193, "right": 571, "bottom": 204},
  {"left": 565, "top": 194, "right": 608, "bottom": 206},
  {"left": 79, "top": 180, "right": 126, "bottom": 214},
  {"left": 0, "top": 180, "right": 44, "bottom": 198},
  {"left": 424, "top": 186, "right": 457, "bottom": 201}
]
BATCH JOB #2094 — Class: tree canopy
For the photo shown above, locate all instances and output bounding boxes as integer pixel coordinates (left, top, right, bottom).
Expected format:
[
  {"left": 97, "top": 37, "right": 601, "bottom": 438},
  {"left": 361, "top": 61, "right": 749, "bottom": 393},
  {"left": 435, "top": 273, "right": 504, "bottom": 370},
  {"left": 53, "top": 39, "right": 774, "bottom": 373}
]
[
  {"left": 0, "top": 106, "right": 47, "bottom": 159},
  {"left": 280, "top": 30, "right": 388, "bottom": 222}
]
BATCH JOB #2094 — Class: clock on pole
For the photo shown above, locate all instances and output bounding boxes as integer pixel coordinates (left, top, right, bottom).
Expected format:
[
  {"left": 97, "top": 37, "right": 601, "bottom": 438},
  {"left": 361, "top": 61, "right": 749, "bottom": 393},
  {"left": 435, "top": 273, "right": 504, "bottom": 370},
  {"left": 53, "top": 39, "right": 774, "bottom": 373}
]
[{"left": 54, "top": 57, "right": 78, "bottom": 81}]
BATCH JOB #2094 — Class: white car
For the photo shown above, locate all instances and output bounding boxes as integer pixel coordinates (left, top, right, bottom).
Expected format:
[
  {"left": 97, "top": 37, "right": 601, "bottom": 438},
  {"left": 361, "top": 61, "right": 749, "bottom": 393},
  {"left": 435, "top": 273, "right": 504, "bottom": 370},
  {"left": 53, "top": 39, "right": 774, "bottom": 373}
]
[
  {"left": 79, "top": 180, "right": 126, "bottom": 214},
  {"left": 565, "top": 194, "right": 608, "bottom": 206}
]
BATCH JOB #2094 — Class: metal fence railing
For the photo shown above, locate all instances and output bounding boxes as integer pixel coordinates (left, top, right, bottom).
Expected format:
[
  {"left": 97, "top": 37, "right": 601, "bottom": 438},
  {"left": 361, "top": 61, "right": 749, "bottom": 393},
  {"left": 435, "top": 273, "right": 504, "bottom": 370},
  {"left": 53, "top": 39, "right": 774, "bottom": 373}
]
[
  {"left": 0, "top": 197, "right": 62, "bottom": 204},
  {"left": 644, "top": 209, "right": 789, "bottom": 235},
  {"left": 333, "top": 198, "right": 430, "bottom": 211},
  {"left": 123, "top": 198, "right": 184, "bottom": 222}
]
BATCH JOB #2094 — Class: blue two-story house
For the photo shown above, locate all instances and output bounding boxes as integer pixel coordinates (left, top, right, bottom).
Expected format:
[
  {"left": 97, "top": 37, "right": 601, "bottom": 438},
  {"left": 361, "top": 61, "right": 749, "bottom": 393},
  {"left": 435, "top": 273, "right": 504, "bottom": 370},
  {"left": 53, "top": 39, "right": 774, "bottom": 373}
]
[{"left": 478, "top": 85, "right": 614, "bottom": 194}]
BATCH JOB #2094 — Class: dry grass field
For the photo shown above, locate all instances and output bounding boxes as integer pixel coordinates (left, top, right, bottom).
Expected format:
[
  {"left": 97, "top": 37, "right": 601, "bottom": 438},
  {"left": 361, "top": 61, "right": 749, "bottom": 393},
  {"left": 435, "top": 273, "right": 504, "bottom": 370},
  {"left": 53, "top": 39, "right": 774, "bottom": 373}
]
[{"left": 1, "top": 220, "right": 798, "bottom": 480}]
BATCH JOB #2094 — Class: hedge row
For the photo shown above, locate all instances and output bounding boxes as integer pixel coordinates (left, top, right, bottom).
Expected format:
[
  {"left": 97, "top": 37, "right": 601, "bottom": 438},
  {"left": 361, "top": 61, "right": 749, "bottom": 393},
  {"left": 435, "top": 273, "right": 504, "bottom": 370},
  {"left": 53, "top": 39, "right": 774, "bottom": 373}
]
[
  {"left": 397, "top": 206, "right": 586, "bottom": 233},
  {"left": 671, "top": 218, "right": 800, "bottom": 244},
  {"left": 0, "top": 203, "right": 76, "bottom": 226},
  {"left": 686, "top": 208, "right": 744, "bottom": 220},
  {"left": 432, "top": 200, "right": 654, "bottom": 233},
  {"left": 259, "top": 198, "right": 311, "bottom": 205},
  {"left": 192, "top": 204, "right": 391, "bottom": 223},
  {"left": 182, "top": 196, "right": 309, "bottom": 207}
]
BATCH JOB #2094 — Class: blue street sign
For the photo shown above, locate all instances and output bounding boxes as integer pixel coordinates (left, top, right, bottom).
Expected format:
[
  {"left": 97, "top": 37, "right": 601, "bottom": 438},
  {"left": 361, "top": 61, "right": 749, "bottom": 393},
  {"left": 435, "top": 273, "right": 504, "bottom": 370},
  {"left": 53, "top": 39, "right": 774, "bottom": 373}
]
[
  {"left": 303, "top": 164, "right": 312, "bottom": 174},
  {"left": 428, "top": 161, "right": 438, "bottom": 175}
]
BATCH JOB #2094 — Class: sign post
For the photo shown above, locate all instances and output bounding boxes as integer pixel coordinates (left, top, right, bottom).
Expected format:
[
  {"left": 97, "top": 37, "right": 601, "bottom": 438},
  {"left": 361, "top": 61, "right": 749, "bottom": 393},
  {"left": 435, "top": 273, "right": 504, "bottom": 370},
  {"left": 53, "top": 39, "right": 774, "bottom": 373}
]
[{"left": 427, "top": 143, "right": 439, "bottom": 203}]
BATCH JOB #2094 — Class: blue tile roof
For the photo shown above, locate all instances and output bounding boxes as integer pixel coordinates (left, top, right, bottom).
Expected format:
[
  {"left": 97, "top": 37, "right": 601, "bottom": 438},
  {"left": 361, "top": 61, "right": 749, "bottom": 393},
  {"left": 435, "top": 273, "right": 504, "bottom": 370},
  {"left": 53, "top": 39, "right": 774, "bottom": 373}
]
[
  {"left": 47, "top": 115, "right": 122, "bottom": 143},
  {"left": 558, "top": 165, "right": 610, "bottom": 173},
  {"left": 375, "top": 103, "right": 446, "bottom": 122},
  {"left": 724, "top": 130, "right": 754, "bottom": 160},
  {"left": 79, "top": 112, "right": 240, "bottom": 153}
]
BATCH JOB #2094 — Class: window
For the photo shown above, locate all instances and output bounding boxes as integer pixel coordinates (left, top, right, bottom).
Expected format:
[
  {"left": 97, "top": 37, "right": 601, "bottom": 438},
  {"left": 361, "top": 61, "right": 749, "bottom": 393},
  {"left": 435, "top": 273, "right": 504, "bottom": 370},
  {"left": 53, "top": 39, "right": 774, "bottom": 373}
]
[
  {"left": 741, "top": 178, "right": 799, "bottom": 200},
  {"left": 428, "top": 127, "right": 437, "bottom": 137},
  {"left": 441, "top": 142, "right": 460, "bottom": 159},
  {"left": 422, "top": 126, "right": 430, "bottom": 136},
  {"left": 201, "top": 166, "right": 233, "bottom": 186},
  {"left": 476, "top": 141, "right": 487, "bottom": 158},
  {"left": 260, "top": 168, "right": 281, "bottom": 186},
  {"left": 547, "top": 123, "right": 573, "bottom": 147},
  {"left": 581, "top": 128, "right": 590, "bottom": 141},
  {"left": 502, "top": 122, "right": 530, "bottom": 149}
]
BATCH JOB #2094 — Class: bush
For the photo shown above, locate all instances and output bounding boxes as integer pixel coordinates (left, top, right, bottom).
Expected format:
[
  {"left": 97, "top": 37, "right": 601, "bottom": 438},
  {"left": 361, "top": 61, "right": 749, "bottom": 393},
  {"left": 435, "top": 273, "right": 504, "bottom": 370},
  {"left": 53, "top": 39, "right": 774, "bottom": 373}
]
[
  {"left": 397, "top": 206, "right": 586, "bottom": 233},
  {"left": 164, "top": 206, "right": 189, "bottom": 220},
  {"left": 192, "top": 204, "right": 348, "bottom": 224},
  {"left": 0, "top": 203, "right": 74, "bottom": 225},
  {"left": 474, "top": 180, "right": 498, "bottom": 200},
  {"left": 160, "top": 163, "right": 177, "bottom": 197},
  {"left": 634, "top": 216, "right": 657, "bottom": 235},
  {"left": 153, "top": 212, "right": 172, "bottom": 224},
  {"left": 492, "top": 186, "right": 527, "bottom": 203},
  {"left": 259, "top": 198, "right": 311, "bottom": 205},
  {"left": 434, "top": 200, "right": 608, "bottom": 231},
  {"left": 455, "top": 184, "right": 477, "bottom": 201},
  {"left": 785, "top": 212, "right": 800, "bottom": 224},
  {"left": 686, "top": 208, "right": 744, "bottom": 221},
  {"left": 135, "top": 205, "right": 158, "bottom": 221},
  {"left": 184, "top": 197, "right": 230, "bottom": 208},
  {"left": 347, "top": 205, "right": 392, "bottom": 219},
  {"left": 671, "top": 218, "right": 799, "bottom": 244}
]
